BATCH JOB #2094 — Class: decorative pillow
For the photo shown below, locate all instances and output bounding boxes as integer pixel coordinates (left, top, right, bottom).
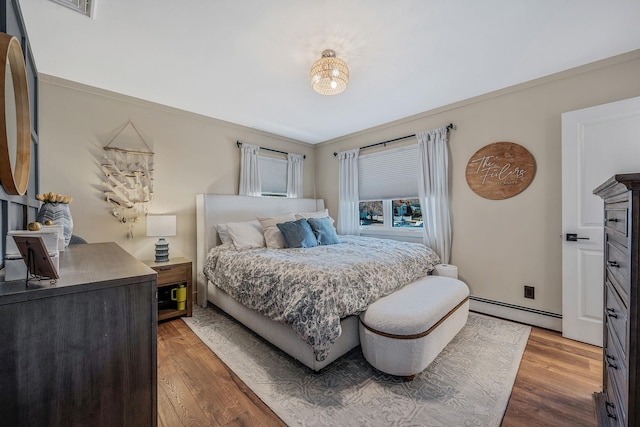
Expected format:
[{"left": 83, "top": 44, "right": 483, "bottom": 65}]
[
  {"left": 307, "top": 217, "right": 341, "bottom": 246},
  {"left": 216, "top": 223, "right": 233, "bottom": 245},
  {"left": 276, "top": 219, "right": 318, "bottom": 248},
  {"left": 225, "top": 220, "right": 265, "bottom": 249},
  {"left": 257, "top": 213, "right": 296, "bottom": 249},
  {"left": 294, "top": 208, "right": 335, "bottom": 223}
]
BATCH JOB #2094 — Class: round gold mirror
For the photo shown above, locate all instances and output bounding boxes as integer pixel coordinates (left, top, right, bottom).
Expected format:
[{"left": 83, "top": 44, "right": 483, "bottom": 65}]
[{"left": 0, "top": 33, "right": 31, "bottom": 195}]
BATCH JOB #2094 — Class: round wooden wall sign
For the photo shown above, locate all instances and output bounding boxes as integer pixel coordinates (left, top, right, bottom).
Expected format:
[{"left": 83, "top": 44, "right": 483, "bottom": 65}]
[{"left": 465, "top": 142, "right": 536, "bottom": 200}]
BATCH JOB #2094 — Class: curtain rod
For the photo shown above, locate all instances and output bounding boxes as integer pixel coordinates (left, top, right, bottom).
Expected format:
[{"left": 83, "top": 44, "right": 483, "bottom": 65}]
[
  {"left": 236, "top": 141, "right": 306, "bottom": 159},
  {"left": 333, "top": 123, "right": 455, "bottom": 156}
]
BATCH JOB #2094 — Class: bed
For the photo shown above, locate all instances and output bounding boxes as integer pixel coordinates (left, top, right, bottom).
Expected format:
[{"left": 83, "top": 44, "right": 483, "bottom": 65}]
[{"left": 196, "top": 194, "right": 440, "bottom": 371}]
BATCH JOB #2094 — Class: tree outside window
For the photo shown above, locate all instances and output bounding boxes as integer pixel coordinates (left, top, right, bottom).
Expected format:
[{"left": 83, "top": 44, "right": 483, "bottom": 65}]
[{"left": 359, "top": 201, "right": 383, "bottom": 226}]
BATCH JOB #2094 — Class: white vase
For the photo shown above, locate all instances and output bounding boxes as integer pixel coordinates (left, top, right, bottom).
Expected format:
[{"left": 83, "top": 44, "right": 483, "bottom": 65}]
[{"left": 36, "top": 203, "right": 73, "bottom": 246}]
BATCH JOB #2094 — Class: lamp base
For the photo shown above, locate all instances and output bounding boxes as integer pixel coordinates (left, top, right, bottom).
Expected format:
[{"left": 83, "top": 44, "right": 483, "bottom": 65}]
[{"left": 154, "top": 237, "right": 170, "bottom": 262}]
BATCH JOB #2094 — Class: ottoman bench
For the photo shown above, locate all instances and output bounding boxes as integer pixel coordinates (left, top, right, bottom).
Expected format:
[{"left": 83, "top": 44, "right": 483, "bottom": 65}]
[{"left": 359, "top": 276, "right": 470, "bottom": 380}]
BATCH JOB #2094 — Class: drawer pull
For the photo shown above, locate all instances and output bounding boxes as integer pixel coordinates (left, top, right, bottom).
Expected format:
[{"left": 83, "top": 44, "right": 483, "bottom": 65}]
[
  {"left": 606, "top": 353, "right": 618, "bottom": 369},
  {"left": 607, "top": 218, "right": 619, "bottom": 222},
  {"left": 605, "top": 401, "right": 617, "bottom": 420},
  {"left": 606, "top": 307, "right": 618, "bottom": 318},
  {"left": 607, "top": 260, "right": 619, "bottom": 268},
  {"left": 157, "top": 267, "right": 172, "bottom": 271}
]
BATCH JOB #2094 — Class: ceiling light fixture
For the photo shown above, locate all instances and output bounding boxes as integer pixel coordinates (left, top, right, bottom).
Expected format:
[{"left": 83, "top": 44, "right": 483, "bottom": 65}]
[{"left": 310, "top": 49, "right": 349, "bottom": 96}]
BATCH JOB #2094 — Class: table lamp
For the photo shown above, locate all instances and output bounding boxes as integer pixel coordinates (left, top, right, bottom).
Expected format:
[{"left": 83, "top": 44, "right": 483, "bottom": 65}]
[{"left": 146, "top": 215, "right": 176, "bottom": 262}]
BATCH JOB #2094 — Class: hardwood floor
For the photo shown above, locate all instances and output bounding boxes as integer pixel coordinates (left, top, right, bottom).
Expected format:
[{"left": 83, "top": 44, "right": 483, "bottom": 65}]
[
  {"left": 157, "top": 317, "right": 602, "bottom": 427},
  {"left": 501, "top": 327, "right": 602, "bottom": 426}
]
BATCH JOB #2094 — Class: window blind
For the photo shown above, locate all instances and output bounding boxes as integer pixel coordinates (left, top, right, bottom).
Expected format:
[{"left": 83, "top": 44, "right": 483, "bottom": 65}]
[
  {"left": 358, "top": 145, "right": 418, "bottom": 200},
  {"left": 259, "top": 156, "right": 287, "bottom": 195}
]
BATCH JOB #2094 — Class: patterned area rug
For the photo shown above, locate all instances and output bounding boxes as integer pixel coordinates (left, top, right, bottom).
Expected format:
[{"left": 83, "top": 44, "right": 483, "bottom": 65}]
[{"left": 183, "top": 305, "right": 530, "bottom": 427}]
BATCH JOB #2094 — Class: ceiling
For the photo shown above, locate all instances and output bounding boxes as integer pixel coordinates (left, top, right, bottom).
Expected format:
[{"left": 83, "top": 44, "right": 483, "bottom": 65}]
[{"left": 19, "top": 0, "right": 640, "bottom": 144}]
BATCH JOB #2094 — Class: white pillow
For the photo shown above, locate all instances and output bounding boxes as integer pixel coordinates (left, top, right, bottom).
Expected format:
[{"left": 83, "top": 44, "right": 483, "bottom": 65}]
[
  {"left": 216, "top": 224, "right": 233, "bottom": 245},
  {"left": 225, "top": 220, "right": 265, "bottom": 249},
  {"left": 257, "top": 213, "right": 296, "bottom": 249},
  {"left": 295, "top": 209, "right": 334, "bottom": 223}
]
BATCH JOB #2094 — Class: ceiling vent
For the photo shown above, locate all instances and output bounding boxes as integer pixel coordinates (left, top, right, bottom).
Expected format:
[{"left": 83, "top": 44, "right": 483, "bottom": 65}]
[{"left": 49, "top": 0, "right": 95, "bottom": 17}]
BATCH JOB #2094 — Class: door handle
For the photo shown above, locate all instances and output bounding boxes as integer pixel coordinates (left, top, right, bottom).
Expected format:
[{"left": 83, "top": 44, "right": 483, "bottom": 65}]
[{"left": 566, "top": 233, "right": 590, "bottom": 242}]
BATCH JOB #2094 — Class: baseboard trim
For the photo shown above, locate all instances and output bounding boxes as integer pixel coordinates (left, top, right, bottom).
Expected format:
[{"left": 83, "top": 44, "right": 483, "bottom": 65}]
[{"left": 470, "top": 296, "right": 562, "bottom": 331}]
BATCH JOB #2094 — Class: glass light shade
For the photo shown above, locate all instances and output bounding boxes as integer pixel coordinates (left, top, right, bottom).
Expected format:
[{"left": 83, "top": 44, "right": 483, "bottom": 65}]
[{"left": 310, "top": 49, "right": 349, "bottom": 96}]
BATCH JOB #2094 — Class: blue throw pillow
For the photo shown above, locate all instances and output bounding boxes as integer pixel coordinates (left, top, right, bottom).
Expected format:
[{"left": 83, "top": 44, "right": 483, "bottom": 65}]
[
  {"left": 307, "top": 217, "right": 340, "bottom": 245},
  {"left": 276, "top": 219, "right": 318, "bottom": 248}
]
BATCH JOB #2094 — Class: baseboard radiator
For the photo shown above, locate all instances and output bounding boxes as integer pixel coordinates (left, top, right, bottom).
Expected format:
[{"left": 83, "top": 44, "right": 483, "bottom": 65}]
[{"left": 469, "top": 296, "right": 562, "bottom": 331}]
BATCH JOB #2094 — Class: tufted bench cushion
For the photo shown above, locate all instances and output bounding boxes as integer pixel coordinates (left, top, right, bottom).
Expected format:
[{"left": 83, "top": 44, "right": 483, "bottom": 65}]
[{"left": 359, "top": 275, "right": 469, "bottom": 379}]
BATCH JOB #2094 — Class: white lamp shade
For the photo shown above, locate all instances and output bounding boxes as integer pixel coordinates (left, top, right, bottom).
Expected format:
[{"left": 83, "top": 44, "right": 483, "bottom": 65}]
[{"left": 146, "top": 215, "right": 176, "bottom": 237}]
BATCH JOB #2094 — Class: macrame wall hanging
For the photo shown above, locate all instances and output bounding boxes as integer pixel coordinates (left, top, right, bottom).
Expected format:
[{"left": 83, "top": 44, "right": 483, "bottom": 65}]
[{"left": 101, "top": 120, "right": 154, "bottom": 238}]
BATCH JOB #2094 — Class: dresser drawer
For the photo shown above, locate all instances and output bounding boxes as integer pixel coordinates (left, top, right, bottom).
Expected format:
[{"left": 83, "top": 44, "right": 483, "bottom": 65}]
[
  {"left": 606, "top": 240, "right": 630, "bottom": 302},
  {"left": 604, "top": 204, "right": 628, "bottom": 238},
  {"left": 605, "top": 282, "right": 628, "bottom": 361},
  {"left": 604, "top": 323, "right": 628, "bottom": 416},
  {"left": 155, "top": 264, "right": 189, "bottom": 286},
  {"left": 605, "top": 369, "right": 626, "bottom": 427}
]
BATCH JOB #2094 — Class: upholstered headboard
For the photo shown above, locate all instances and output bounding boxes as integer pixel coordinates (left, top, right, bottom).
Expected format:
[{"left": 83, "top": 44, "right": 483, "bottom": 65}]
[{"left": 195, "top": 194, "right": 325, "bottom": 306}]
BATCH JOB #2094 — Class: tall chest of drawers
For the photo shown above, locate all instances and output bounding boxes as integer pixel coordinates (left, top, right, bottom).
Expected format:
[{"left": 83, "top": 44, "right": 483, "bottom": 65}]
[{"left": 594, "top": 174, "right": 640, "bottom": 427}]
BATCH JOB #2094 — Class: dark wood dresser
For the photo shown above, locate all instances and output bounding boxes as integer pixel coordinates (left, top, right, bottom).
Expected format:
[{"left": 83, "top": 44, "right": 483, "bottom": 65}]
[
  {"left": 0, "top": 242, "right": 158, "bottom": 427},
  {"left": 594, "top": 174, "right": 640, "bottom": 427}
]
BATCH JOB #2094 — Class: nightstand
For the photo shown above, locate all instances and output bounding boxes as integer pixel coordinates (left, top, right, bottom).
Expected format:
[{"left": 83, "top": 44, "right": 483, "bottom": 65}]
[{"left": 145, "top": 257, "right": 192, "bottom": 321}]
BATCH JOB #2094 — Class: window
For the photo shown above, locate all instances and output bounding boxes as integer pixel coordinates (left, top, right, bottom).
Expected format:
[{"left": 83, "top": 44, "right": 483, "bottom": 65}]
[
  {"left": 359, "top": 199, "right": 423, "bottom": 229},
  {"left": 259, "top": 155, "right": 287, "bottom": 197},
  {"left": 392, "top": 198, "right": 422, "bottom": 228},
  {"left": 359, "top": 201, "right": 383, "bottom": 226},
  {"left": 358, "top": 145, "right": 422, "bottom": 231}
]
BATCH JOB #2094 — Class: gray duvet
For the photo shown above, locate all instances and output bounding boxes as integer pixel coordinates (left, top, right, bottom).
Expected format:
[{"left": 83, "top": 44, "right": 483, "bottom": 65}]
[{"left": 204, "top": 235, "right": 440, "bottom": 361}]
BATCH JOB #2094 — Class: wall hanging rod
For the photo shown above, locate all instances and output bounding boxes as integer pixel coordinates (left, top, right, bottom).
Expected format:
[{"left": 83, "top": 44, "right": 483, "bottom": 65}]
[
  {"left": 236, "top": 141, "right": 305, "bottom": 159},
  {"left": 333, "top": 123, "right": 455, "bottom": 156}
]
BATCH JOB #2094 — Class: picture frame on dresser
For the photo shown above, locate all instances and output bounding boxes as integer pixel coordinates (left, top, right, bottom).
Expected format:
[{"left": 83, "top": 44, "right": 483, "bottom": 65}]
[
  {"left": 593, "top": 173, "right": 640, "bottom": 427},
  {"left": 12, "top": 235, "right": 59, "bottom": 280}
]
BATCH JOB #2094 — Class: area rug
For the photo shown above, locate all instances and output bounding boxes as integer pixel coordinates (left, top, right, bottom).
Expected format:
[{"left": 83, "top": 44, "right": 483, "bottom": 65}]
[{"left": 183, "top": 305, "right": 531, "bottom": 427}]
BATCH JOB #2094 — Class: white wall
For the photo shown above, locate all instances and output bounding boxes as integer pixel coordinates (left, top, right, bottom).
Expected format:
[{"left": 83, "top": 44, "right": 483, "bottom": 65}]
[
  {"left": 39, "top": 76, "right": 315, "bottom": 267},
  {"left": 39, "top": 50, "right": 640, "bottom": 324},
  {"left": 314, "top": 50, "right": 640, "bottom": 321}
]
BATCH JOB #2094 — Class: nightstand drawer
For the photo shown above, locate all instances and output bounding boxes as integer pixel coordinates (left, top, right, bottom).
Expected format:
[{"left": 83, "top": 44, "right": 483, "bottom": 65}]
[{"left": 155, "top": 264, "right": 189, "bottom": 286}]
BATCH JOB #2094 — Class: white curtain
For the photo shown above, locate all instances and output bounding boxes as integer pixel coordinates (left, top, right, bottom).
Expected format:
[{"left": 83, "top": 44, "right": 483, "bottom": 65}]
[
  {"left": 337, "top": 148, "right": 360, "bottom": 235},
  {"left": 239, "top": 143, "right": 261, "bottom": 196},
  {"left": 416, "top": 126, "right": 451, "bottom": 263},
  {"left": 286, "top": 153, "right": 304, "bottom": 198}
]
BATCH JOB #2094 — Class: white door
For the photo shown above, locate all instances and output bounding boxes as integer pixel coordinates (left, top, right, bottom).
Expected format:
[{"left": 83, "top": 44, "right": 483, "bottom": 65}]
[{"left": 562, "top": 96, "right": 640, "bottom": 346}]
